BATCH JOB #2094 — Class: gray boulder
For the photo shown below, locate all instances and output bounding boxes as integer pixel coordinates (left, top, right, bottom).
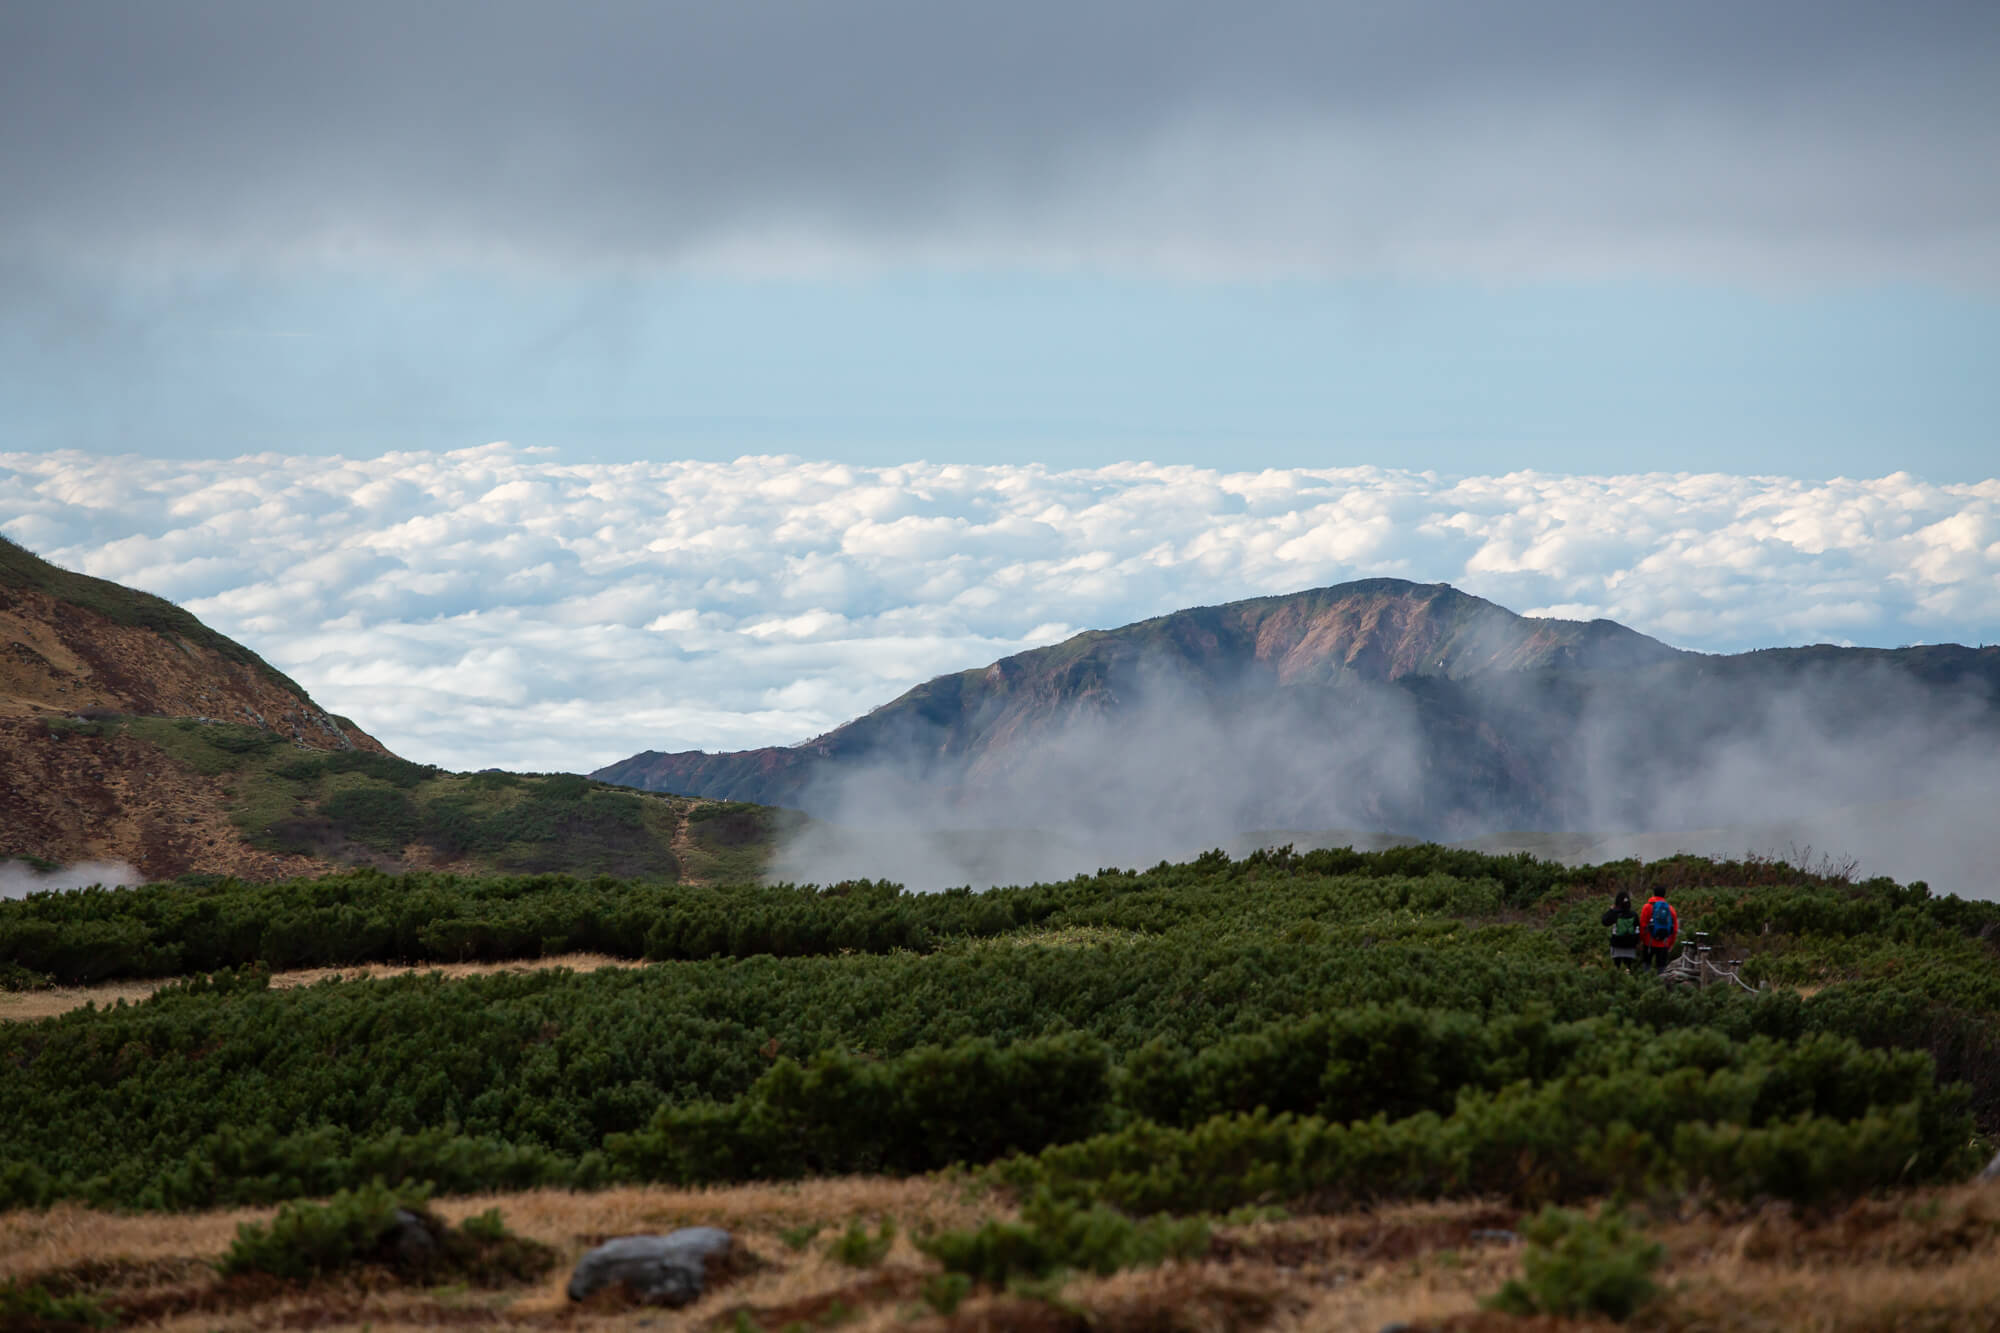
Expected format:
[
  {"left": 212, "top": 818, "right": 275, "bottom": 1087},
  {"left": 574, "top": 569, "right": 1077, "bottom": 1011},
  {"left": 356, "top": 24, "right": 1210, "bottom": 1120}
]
[
  {"left": 385, "top": 1208, "right": 441, "bottom": 1267},
  {"left": 566, "top": 1227, "right": 735, "bottom": 1307},
  {"left": 1982, "top": 1148, "right": 2000, "bottom": 1181}
]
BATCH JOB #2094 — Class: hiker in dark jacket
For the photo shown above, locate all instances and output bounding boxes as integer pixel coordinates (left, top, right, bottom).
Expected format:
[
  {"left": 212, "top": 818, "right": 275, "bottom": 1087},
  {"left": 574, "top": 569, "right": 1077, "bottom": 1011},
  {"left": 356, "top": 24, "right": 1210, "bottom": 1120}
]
[
  {"left": 1602, "top": 891, "right": 1641, "bottom": 970},
  {"left": 1638, "top": 888, "right": 1680, "bottom": 973}
]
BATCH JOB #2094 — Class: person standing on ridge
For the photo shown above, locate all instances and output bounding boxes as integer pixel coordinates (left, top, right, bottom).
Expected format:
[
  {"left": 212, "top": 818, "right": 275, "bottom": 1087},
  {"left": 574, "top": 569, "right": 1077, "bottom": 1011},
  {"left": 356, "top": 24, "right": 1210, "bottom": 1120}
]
[
  {"left": 1602, "top": 890, "right": 1642, "bottom": 970},
  {"left": 1639, "top": 886, "right": 1679, "bottom": 974}
]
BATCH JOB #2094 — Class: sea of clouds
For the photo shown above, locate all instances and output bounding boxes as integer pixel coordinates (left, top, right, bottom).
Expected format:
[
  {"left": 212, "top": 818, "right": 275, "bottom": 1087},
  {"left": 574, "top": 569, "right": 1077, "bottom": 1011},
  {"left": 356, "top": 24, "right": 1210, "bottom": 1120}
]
[{"left": 3, "top": 444, "right": 1996, "bottom": 775}]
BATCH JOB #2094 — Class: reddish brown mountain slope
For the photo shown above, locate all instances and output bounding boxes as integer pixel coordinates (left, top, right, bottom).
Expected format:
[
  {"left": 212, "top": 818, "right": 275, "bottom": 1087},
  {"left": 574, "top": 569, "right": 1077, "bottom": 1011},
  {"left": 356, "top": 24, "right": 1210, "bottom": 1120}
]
[
  {"left": 0, "top": 584, "right": 383, "bottom": 749},
  {"left": 0, "top": 536, "right": 386, "bottom": 878},
  {"left": 594, "top": 579, "right": 1682, "bottom": 810}
]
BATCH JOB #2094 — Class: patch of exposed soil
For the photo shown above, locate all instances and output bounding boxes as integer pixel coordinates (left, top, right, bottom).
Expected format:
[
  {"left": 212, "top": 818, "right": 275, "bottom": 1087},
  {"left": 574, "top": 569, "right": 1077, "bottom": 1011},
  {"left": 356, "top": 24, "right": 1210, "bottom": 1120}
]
[{"left": 0, "top": 718, "right": 323, "bottom": 880}]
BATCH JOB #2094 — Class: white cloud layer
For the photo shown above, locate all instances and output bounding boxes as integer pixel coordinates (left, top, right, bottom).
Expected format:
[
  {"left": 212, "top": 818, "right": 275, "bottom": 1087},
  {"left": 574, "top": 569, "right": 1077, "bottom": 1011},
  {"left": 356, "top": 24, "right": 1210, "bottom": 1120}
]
[{"left": 4, "top": 445, "right": 1997, "bottom": 773}]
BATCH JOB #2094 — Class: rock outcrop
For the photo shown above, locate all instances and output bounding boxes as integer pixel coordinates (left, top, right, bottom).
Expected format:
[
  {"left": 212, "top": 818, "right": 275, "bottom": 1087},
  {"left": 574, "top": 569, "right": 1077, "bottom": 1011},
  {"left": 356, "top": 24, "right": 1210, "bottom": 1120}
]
[{"left": 566, "top": 1227, "right": 738, "bottom": 1307}]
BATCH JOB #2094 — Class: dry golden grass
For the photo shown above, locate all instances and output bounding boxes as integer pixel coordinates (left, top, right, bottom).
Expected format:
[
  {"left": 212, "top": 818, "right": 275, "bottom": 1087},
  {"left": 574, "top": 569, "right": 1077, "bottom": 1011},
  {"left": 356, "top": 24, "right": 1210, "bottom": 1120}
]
[
  {"left": 0, "top": 952, "right": 647, "bottom": 1022},
  {"left": 4, "top": 1179, "right": 1997, "bottom": 1331}
]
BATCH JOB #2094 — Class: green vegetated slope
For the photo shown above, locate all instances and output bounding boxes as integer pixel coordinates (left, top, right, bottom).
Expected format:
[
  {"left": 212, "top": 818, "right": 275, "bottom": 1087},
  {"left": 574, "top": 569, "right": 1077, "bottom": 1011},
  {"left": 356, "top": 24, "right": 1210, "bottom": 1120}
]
[
  {"left": 44, "top": 714, "right": 792, "bottom": 882},
  {"left": 1, "top": 847, "right": 1995, "bottom": 1215}
]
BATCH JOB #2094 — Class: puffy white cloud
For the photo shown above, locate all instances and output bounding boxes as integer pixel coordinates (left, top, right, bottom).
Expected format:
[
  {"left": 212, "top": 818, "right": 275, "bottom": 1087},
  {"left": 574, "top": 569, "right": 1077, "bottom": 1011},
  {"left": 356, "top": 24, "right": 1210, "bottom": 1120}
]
[{"left": 3, "top": 446, "right": 1996, "bottom": 773}]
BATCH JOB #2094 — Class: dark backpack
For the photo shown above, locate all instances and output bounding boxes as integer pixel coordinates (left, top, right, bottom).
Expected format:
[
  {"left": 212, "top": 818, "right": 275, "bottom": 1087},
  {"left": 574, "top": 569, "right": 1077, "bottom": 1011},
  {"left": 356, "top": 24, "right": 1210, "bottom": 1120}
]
[
  {"left": 1647, "top": 900, "right": 1674, "bottom": 942},
  {"left": 1611, "top": 911, "right": 1639, "bottom": 942}
]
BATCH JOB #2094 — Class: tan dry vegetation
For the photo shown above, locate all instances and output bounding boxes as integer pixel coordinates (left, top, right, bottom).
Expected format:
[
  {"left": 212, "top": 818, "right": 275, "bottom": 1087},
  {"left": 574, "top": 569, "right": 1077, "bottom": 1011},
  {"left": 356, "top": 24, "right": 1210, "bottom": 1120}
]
[
  {"left": 7, "top": 1181, "right": 1998, "bottom": 1331},
  {"left": 0, "top": 953, "right": 650, "bottom": 1023}
]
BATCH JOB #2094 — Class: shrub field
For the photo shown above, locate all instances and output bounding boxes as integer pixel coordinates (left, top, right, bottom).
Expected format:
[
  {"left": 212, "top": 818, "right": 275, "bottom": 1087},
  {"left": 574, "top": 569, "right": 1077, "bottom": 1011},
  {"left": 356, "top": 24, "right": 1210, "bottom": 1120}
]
[{"left": 1, "top": 846, "right": 1995, "bottom": 1217}]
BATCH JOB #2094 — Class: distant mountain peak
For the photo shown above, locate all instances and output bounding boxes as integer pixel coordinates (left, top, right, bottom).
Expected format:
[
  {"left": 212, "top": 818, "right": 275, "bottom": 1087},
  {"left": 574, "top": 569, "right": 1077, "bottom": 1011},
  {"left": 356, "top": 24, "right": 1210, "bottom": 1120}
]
[{"left": 593, "top": 580, "right": 1686, "bottom": 809}]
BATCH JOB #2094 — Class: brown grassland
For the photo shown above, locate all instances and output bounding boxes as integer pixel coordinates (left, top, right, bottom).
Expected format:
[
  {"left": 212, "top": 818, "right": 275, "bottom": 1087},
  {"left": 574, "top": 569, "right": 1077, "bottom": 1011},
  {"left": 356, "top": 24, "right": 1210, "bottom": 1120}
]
[{"left": 4, "top": 1177, "right": 1997, "bottom": 1332}]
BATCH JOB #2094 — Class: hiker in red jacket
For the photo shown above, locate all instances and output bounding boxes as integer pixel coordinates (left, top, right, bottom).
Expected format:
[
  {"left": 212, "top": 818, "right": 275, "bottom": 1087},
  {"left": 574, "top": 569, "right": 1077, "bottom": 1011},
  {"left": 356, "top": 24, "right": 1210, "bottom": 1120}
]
[{"left": 1638, "top": 888, "right": 1679, "bottom": 974}]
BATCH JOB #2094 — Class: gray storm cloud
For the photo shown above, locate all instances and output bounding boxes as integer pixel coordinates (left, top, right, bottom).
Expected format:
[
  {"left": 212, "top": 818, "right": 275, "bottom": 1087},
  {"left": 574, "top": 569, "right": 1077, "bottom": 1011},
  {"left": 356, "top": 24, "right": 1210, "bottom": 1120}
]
[{"left": 1, "top": 1, "right": 1996, "bottom": 276}]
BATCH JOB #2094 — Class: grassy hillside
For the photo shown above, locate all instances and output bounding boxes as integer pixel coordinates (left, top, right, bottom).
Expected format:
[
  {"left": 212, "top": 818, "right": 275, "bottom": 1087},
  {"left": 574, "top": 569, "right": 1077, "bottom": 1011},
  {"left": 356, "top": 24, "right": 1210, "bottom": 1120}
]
[
  {"left": 0, "top": 535, "right": 307, "bottom": 695},
  {"left": 25, "top": 713, "right": 794, "bottom": 883}
]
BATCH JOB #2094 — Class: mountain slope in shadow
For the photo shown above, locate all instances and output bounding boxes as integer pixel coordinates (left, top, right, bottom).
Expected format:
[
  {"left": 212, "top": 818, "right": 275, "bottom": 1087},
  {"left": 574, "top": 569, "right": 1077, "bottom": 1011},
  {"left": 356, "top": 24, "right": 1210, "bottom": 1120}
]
[{"left": 596, "top": 579, "right": 2000, "bottom": 888}]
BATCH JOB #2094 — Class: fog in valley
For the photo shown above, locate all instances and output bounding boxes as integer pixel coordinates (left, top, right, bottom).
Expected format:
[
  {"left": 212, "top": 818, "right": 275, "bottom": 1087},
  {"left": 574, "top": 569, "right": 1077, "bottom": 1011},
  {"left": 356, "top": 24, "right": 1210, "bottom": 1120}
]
[
  {"left": 771, "top": 653, "right": 2000, "bottom": 899},
  {"left": 0, "top": 859, "right": 143, "bottom": 901}
]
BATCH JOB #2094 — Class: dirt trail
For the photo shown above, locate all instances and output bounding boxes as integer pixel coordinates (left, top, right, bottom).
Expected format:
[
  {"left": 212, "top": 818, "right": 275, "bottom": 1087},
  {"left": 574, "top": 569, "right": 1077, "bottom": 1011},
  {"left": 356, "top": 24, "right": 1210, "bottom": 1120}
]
[{"left": 0, "top": 952, "right": 647, "bottom": 1022}]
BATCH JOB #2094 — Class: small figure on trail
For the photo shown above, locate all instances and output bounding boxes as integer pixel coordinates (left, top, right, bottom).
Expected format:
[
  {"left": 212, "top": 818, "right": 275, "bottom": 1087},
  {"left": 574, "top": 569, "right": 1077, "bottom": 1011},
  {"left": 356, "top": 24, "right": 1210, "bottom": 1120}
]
[
  {"left": 1602, "top": 890, "right": 1642, "bottom": 970},
  {"left": 1639, "top": 887, "right": 1679, "bottom": 974}
]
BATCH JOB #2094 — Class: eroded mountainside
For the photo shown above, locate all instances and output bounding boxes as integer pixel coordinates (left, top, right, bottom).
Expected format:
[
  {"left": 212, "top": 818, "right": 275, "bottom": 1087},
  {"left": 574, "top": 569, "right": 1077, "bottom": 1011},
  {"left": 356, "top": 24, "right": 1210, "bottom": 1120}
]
[
  {"left": 0, "top": 537, "right": 790, "bottom": 883},
  {"left": 0, "top": 536, "right": 391, "bottom": 878}
]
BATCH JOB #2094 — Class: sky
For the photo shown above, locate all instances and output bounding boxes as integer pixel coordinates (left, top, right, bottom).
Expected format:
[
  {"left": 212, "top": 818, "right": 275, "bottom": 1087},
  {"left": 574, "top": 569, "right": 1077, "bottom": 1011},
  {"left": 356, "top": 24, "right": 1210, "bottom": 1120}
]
[{"left": 2, "top": 0, "right": 1997, "bottom": 772}]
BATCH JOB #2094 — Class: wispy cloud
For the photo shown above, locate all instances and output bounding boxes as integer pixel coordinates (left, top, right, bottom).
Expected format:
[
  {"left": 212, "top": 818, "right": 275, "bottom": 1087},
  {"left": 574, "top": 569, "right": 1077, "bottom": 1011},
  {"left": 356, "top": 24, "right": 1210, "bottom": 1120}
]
[{"left": 3, "top": 445, "right": 1995, "bottom": 772}]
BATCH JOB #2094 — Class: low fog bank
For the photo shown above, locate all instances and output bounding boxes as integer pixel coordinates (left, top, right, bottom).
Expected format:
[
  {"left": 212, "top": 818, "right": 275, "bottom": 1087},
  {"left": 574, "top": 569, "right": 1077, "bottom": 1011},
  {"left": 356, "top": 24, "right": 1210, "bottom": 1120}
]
[
  {"left": 771, "top": 654, "right": 2000, "bottom": 899},
  {"left": 0, "top": 859, "right": 144, "bottom": 900},
  {"left": 1464, "top": 792, "right": 2000, "bottom": 900}
]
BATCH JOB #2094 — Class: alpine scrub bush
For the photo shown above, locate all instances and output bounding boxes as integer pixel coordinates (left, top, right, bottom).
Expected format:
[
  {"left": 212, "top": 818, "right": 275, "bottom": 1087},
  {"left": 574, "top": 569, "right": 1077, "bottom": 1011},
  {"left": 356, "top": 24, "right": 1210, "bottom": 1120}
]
[
  {"left": 607, "top": 1032, "right": 1112, "bottom": 1181},
  {"left": 1483, "top": 1205, "right": 1664, "bottom": 1322},
  {"left": 2, "top": 850, "right": 1994, "bottom": 1212},
  {"left": 829, "top": 1218, "right": 896, "bottom": 1268},
  {"left": 0, "top": 1279, "right": 115, "bottom": 1330},
  {"left": 219, "top": 1180, "right": 420, "bottom": 1280},
  {"left": 916, "top": 1191, "right": 1210, "bottom": 1287},
  {"left": 218, "top": 1181, "right": 555, "bottom": 1285},
  {"left": 994, "top": 1055, "right": 1973, "bottom": 1216}
]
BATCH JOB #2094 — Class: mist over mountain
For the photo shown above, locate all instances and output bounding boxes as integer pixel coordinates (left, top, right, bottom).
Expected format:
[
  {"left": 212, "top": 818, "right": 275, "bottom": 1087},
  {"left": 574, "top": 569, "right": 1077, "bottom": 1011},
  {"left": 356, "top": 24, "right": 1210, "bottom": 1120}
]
[{"left": 595, "top": 579, "right": 2000, "bottom": 893}]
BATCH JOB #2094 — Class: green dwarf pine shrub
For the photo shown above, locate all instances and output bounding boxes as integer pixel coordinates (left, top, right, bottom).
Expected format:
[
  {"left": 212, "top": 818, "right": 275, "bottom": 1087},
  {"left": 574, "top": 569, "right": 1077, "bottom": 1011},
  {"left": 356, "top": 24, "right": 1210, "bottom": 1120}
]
[
  {"left": 0, "top": 1279, "right": 115, "bottom": 1330},
  {"left": 1484, "top": 1205, "right": 1664, "bottom": 1322},
  {"left": 830, "top": 1218, "right": 896, "bottom": 1267},
  {"left": 917, "top": 1191, "right": 1210, "bottom": 1287},
  {"left": 219, "top": 1181, "right": 554, "bottom": 1285}
]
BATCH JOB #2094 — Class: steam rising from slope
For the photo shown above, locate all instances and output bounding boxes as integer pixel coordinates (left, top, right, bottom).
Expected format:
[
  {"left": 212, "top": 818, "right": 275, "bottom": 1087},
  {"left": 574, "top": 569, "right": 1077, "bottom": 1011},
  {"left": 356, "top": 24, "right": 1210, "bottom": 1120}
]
[
  {"left": 773, "top": 653, "right": 2000, "bottom": 899},
  {"left": 0, "top": 860, "right": 143, "bottom": 901}
]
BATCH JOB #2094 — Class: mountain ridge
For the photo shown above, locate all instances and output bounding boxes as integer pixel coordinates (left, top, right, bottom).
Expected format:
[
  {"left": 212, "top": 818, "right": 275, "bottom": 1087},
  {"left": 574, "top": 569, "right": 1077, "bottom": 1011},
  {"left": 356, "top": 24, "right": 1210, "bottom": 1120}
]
[
  {"left": 0, "top": 535, "right": 382, "bottom": 750},
  {"left": 0, "top": 536, "right": 789, "bottom": 883},
  {"left": 595, "top": 577, "right": 1688, "bottom": 807},
  {"left": 594, "top": 579, "right": 2000, "bottom": 865}
]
